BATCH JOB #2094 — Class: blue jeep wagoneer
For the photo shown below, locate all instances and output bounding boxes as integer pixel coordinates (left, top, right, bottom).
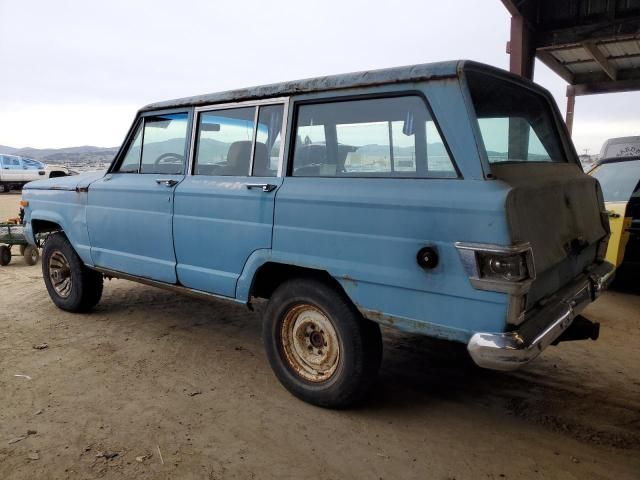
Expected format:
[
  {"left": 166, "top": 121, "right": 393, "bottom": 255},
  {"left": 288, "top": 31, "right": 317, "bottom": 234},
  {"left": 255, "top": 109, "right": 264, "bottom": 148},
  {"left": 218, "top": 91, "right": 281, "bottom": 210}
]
[{"left": 22, "top": 61, "right": 614, "bottom": 408}]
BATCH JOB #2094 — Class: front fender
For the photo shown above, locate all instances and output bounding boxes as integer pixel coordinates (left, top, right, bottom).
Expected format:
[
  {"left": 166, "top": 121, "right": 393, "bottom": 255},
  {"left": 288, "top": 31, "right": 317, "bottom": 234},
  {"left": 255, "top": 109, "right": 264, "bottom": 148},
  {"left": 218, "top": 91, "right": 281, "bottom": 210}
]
[{"left": 24, "top": 187, "right": 93, "bottom": 266}]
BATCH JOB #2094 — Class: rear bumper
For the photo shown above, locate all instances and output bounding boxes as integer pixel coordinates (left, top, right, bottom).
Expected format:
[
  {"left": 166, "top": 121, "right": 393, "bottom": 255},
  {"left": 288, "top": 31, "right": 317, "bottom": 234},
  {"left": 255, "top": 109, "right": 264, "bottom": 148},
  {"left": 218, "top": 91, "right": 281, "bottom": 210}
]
[{"left": 467, "top": 261, "right": 615, "bottom": 371}]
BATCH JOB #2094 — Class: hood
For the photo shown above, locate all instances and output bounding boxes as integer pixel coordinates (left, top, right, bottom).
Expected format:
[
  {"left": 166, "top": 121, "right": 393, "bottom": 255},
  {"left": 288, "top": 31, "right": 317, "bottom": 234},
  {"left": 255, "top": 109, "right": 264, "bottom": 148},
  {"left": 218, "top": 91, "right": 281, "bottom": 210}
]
[{"left": 24, "top": 171, "right": 104, "bottom": 191}]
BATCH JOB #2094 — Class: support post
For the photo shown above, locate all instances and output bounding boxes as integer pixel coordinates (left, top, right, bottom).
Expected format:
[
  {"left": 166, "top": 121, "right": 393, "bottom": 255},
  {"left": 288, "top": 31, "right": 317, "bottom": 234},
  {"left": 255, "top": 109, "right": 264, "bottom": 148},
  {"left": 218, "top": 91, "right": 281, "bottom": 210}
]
[
  {"left": 566, "top": 88, "right": 576, "bottom": 136},
  {"left": 509, "top": 14, "right": 535, "bottom": 80}
]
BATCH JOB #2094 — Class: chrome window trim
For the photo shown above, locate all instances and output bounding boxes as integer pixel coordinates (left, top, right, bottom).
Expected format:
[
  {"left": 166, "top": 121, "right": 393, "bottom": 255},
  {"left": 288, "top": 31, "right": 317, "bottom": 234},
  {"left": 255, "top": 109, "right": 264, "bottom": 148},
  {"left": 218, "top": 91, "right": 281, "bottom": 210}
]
[
  {"left": 187, "top": 97, "right": 290, "bottom": 177},
  {"left": 248, "top": 106, "right": 260, "bottom": 176}
]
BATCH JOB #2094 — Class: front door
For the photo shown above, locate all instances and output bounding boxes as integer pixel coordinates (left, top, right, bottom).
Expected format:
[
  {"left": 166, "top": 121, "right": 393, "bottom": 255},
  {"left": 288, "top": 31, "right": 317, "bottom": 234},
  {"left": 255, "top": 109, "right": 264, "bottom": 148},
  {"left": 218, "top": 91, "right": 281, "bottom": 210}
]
[
  {"left": 173, "top": 102, "right": 286, "bottom": 297},
  {"left": 86, "top": 111, "right": 191, "bottom": 283}
]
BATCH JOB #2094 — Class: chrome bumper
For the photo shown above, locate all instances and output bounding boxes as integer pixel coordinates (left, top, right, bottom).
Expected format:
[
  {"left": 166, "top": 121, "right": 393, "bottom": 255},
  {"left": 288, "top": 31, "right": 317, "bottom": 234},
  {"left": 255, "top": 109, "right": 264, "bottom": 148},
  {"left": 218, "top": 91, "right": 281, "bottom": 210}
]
[{"left": 467, "top": 261, "right": 615, "bottom": 371}]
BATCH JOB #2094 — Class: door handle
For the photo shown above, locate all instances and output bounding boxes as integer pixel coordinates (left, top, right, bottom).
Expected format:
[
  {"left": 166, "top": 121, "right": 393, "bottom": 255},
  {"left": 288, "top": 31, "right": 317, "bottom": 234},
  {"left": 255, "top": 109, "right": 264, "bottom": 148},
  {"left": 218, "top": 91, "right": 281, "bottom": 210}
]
[
  {"left": 246, "top": 183, "right": 277, "bottom": 192},
  {"left": 156, "top": 179, "right": 179, "bottom": 187}
]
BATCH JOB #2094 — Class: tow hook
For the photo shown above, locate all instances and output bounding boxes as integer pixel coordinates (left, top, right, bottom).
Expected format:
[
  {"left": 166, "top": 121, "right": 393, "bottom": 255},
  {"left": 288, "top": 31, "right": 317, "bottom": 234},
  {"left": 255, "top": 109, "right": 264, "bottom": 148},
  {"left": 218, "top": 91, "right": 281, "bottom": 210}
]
[{"left": 552, "top": 315, "right": 600, "bottom": 345}]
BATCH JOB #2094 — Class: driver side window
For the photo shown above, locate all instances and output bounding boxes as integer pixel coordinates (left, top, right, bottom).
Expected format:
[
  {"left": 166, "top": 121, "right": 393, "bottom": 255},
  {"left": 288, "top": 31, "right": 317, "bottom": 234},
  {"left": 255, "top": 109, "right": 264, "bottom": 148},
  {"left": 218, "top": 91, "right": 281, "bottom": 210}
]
[{"left": 140, "top": 113, "right": 189, "bottom": 174}]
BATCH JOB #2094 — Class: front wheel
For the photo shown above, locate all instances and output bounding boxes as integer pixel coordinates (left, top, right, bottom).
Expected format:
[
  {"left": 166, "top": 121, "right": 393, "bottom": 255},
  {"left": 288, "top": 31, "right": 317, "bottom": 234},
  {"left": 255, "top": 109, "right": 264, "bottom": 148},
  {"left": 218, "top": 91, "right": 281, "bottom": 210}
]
[
  {"left": 262, "top": 278, "right": 382, "bottom": 408},
  {"left": 42, "top": 233, "right": 104, "bottom": 312}
]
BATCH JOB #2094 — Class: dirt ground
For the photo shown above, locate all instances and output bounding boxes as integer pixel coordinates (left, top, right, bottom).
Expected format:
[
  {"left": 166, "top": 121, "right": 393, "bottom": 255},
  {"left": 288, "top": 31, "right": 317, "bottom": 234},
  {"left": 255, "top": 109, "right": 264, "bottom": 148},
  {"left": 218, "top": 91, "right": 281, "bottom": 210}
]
[{"left": 1, "top": 192, "right": 639, "bottom": 480}]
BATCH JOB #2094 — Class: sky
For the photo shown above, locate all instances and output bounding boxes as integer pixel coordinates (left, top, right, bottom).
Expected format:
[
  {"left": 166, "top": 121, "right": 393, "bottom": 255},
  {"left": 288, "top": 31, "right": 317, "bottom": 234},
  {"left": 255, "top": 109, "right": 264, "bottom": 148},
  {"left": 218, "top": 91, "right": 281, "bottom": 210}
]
[{"left": 1, "top": 0, "right": 638, "bottom": 154}]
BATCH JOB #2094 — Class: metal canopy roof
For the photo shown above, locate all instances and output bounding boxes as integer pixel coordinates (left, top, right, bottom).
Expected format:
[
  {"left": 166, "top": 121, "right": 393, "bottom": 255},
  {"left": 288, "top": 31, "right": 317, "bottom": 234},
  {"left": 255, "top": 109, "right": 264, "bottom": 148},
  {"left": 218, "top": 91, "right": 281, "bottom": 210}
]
[{"left": 502, "top": 0, "right": 640, "bottom": 96}]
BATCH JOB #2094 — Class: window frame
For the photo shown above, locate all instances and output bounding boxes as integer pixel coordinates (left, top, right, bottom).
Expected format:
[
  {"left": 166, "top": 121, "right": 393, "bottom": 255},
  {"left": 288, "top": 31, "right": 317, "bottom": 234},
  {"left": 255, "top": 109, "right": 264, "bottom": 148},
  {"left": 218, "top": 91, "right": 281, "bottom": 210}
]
[
  {"left": 108, "top": 108, "right": 193, "bottom": 175},
  {"left": 286, "top": 91, "right": 461, "bottom": 179},
  {"left": 189, "top": 97, "right": 290, "bottom": 177}
]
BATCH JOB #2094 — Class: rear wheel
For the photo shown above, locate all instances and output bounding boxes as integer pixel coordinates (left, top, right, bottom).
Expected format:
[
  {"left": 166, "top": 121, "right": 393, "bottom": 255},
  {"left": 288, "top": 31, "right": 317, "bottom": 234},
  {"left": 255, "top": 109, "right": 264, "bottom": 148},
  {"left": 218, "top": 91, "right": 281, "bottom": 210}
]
[
  {"left": 0, "top": 246, "right": 11, "bottom": 265},
  {"left": 23, "top": 245, "right": 39, "bottom": 266},
  {"left": 42, "top": 233, "right": 103, "bottom": 312},
  {"left": 262, "top": 278, "right": 382, "bottom": 408}
]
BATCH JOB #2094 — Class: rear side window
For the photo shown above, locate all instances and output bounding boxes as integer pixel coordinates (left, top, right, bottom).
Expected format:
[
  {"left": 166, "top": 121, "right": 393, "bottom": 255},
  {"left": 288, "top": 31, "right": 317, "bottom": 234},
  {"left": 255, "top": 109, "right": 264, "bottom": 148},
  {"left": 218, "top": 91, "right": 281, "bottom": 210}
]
[
  {"left": 291, "top": 96, "right": 456, "bottom": 178},
  {"left": 193, "top": 104, "right": 284, "bottom": 177},
  {"left": 194, "top": 107, "right": 255, "bottom": 176}
]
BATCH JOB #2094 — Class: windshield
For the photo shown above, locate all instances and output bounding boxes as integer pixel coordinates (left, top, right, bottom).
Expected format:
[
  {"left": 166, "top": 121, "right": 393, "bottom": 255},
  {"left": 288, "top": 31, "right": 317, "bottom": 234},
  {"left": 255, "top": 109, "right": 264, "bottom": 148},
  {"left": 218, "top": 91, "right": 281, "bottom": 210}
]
[
  {"left": 591, "top": 159, "right": 640, "bottom": 202},
  {"left": 466, "top": 71, "right": 566, "bottom": 164},
  {"left": 602, "top": 139, "right": 640, "bottom": 158}
]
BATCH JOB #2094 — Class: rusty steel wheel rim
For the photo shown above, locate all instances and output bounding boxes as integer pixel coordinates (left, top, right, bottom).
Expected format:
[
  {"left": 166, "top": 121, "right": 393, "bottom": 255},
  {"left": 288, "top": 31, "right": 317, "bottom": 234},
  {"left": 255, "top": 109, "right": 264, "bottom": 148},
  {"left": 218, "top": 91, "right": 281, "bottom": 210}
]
[
  {"left": 280, "top": 304, "right": 340, "bottom": 383},
  {"left": 48, "top": 250, "right": 72, "bottom": 298}
]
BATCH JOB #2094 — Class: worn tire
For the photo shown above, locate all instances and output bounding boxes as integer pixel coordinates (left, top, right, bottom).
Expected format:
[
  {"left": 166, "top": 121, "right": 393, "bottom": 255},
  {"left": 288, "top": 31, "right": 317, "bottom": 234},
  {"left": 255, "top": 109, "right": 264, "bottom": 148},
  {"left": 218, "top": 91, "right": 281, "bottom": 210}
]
[
  {"left": 0, "top": 245, "right": 11, "bottom": 265},
  {"left": 23, "top": 245, "right": 39, "bottom": 266},
  {"left": 42, "top": 233, "right": 103, "bottom": 312},
  {"left": 263, "top": 278, "right": 382, "bottom": 408}
]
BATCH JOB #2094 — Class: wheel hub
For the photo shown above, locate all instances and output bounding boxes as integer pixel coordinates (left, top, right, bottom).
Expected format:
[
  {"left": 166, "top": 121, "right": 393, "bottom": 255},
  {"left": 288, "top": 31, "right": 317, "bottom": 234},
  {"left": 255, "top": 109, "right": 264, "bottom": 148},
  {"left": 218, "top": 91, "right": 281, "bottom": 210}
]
[
  {"left": 281, "top": 304, "right": 340, "bottom": 383},
  {"left": 48, "top": 250, "right": 72, "bottom": 298}
]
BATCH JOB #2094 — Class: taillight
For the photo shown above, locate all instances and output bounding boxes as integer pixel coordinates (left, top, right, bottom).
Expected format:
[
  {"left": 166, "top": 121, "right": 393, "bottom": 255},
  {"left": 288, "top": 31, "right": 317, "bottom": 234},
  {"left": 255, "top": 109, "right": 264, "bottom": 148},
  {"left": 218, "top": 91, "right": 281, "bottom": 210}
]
[
  {"left": 478, "top": 251, "right": 530, "bottom": 282},
  {"left": 455, "top": 242, "right": 535, "bottom": 295},
  {"left": 456, "top": 242, "right": 535, "bottom": 325}
]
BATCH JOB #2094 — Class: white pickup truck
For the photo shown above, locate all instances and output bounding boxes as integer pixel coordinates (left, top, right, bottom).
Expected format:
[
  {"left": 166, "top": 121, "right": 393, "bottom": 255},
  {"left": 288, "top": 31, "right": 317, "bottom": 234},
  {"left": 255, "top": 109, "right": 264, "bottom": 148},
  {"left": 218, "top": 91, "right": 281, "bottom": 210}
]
[{"left": 0, "top": 154, "right": 71, "bottom": 192}]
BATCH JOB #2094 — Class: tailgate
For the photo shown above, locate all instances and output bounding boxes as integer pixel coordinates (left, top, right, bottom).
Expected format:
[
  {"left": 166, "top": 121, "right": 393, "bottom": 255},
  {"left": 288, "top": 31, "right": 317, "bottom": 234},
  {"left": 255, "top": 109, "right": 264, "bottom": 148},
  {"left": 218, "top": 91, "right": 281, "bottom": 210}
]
[{"left": 493, "top": 163, "right": 608, "bottom": 306}]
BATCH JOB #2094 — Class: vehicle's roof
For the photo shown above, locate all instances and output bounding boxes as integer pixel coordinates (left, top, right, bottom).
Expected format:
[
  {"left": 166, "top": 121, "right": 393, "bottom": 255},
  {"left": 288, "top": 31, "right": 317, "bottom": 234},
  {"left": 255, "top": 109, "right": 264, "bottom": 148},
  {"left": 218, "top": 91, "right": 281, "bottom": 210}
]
[
  {"left": 602, "top": 136, "right": 640, "bottom": 145},
  {"left": 597, "top": 155, "right": 640, "bottom": 166},
  {"left": 141, "top": 60, "right": 520, "bottom": 112}
]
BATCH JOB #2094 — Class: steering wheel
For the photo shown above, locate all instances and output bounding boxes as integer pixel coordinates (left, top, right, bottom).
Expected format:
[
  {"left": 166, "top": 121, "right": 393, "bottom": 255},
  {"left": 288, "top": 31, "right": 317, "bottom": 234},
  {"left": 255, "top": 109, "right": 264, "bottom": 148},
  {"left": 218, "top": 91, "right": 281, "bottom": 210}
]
[{"left": 154, "top": 152, "right": 185, "bottom": 165}]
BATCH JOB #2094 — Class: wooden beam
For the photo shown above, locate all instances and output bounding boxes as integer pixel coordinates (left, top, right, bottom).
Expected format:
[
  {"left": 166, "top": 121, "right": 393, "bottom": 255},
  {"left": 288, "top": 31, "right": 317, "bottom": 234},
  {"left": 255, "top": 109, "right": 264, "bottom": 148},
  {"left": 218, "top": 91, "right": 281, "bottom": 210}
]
[
  {"left": 568, "top": 78, "right": 640, "bottom": 96},
  {"left": 537, "top": 51, "right": 575, "bottom": 84},
  {"left": 500, "top": 0, "right": 520, "bottom": 17},
  {"left": 535, "top": 17, "right": 640, "bottom": 48},
  {"left": 583, "top": 41, "right": 618, "bottom": 80}
]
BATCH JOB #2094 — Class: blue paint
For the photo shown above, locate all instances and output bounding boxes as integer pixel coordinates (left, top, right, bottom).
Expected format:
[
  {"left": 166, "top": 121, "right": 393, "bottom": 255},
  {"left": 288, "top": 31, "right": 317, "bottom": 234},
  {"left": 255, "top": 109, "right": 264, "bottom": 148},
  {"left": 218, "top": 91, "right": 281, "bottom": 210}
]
[
  {"left": 21, "top": 60, "right": 574, "bottom": 343},
  {"left": 173, "top": 175, "right": 282, "bottom": 297}
]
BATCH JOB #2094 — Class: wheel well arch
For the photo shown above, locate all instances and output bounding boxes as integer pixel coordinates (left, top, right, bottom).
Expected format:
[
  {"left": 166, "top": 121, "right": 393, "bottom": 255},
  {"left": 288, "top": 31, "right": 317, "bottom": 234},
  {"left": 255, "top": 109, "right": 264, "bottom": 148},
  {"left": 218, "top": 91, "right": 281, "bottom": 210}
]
[
  {"left": 48, "top": 171, "right": 67, "bottom": 178},
  {"left": 249, "top": 262, "right": 350, "bottom": 302},
  {"left": 31, "top": 219, "right": 63, "bottom": 235}
]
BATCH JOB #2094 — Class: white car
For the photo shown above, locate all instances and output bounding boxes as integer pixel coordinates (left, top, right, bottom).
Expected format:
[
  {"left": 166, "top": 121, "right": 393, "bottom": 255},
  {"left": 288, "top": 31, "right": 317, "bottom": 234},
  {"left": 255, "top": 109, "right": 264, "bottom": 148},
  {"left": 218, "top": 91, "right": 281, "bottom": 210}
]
[{"left": 0, "top": 154, "right": 71, "bottom": 192}]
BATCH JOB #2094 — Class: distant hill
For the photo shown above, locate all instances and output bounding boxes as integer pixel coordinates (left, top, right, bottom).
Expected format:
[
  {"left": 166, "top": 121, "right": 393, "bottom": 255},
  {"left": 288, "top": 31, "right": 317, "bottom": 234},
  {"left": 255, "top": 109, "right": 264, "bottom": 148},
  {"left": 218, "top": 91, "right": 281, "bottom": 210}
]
[{"left": 0, "top": 145, "right": 119, "bottom": 166}]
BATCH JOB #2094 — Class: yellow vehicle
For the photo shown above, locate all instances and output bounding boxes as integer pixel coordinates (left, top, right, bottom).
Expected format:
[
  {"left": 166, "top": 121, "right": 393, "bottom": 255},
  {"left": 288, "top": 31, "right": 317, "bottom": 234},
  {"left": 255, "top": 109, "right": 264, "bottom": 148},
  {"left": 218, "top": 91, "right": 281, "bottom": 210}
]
[{"left": 590, "top": 156, "right": 640, "bottom": 268}]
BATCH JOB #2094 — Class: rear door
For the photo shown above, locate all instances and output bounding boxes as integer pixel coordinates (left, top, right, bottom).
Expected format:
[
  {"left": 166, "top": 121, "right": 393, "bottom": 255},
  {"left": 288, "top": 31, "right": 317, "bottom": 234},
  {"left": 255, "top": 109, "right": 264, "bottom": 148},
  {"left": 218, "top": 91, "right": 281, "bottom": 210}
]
[
  {"left": 173, "top": 100, "right": 287, "bottom": 297},
  {"left": 86, "top": 110, "right": 191, "bottom": 283}
]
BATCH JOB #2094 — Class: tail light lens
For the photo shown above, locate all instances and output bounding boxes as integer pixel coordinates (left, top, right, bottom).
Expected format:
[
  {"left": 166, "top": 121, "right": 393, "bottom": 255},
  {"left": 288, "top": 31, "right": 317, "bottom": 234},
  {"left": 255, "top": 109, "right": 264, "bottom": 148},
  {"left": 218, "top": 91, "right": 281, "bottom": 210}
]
[
  {"left": 455, "top": 242, "right": 535, "bottom": 294},
  {"left": 478, "top": 251, "right": 530, "bottom": 282}
]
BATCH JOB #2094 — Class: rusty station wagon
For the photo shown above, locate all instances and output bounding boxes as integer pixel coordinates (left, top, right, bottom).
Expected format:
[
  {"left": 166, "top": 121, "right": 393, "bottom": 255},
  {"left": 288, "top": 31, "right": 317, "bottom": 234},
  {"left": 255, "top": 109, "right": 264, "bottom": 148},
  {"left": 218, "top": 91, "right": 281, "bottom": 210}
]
[{"left": 22, "top": 61, "right": 614, "bottom": 407}]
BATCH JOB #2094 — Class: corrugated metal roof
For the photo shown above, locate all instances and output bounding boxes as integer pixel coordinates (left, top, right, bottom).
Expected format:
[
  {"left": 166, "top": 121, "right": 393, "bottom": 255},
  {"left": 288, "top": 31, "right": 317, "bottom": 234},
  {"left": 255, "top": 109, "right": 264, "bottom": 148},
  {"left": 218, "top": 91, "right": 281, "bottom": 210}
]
[{"left": 543, "top": 37, "right": 640, "bottom": 83}]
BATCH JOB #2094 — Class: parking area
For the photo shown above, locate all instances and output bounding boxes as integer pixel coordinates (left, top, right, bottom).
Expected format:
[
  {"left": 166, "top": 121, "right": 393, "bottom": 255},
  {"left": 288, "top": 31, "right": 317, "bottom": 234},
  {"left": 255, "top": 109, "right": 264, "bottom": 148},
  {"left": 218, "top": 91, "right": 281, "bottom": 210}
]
[{"left": 1, "top": 193, "right": 639, "bottom": 479}]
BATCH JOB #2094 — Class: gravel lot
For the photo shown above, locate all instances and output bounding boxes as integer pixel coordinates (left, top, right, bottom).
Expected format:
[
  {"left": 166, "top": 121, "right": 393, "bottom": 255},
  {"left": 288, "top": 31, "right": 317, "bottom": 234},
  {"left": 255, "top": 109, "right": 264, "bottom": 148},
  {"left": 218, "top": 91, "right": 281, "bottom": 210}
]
[{"left": 1, "top": 192, "right": 639, "bottom": 479}]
